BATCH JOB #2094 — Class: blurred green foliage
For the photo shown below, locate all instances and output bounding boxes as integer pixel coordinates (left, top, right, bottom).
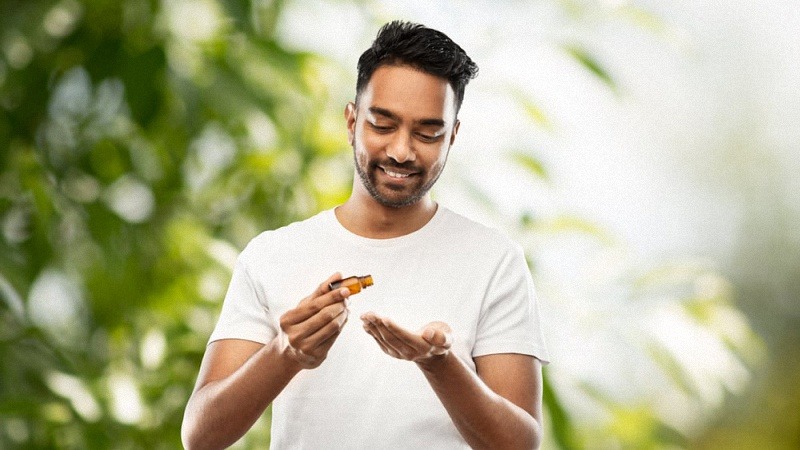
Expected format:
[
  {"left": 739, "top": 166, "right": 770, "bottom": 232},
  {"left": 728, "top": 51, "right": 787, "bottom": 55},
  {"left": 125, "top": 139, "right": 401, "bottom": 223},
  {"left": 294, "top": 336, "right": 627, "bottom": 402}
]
[
  {"left": 1, "top": 1, "right": 787, "bottom": 449},
  {"left": 1, "top": 0, "right": 350, "bottom": 448}
]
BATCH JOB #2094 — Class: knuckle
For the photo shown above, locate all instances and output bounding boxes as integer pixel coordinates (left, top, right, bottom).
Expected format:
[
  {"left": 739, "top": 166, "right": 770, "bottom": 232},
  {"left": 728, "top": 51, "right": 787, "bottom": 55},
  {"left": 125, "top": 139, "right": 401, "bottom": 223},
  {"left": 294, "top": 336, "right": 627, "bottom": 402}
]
[
  {"left": 320, "top": 279, "right": 331, "bottom": 291},
  {"left": 307, "top": 302, "right": 321, "bottom": 314},
  {"left": 298, "top": 343, "right": 312, "bottom": 354},
  {"left": 322, "top": 309, "right": 335, "bottom": 322}
]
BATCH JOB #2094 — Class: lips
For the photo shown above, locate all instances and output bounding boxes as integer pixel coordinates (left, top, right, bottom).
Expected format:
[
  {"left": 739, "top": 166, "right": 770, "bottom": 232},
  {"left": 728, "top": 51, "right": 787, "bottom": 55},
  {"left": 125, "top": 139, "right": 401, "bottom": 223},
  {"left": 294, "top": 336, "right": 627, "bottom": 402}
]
[
  {"left": 383, "top": 168, "right": 411, "bottom": 178},
  {"left": 379, "top": 165, "right": 418, "bottom": 180}
]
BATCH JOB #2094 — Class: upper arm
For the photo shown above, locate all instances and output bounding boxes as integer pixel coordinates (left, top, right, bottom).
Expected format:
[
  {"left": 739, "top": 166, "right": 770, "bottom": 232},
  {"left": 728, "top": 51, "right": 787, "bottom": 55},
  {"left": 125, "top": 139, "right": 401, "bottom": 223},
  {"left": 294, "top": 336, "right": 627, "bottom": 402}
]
[
  {"left": 191, "top": 339, "right": 265, "bottom": 393},
  {"left": 474, "top": 353, "right": 543, "bottom": 421}
]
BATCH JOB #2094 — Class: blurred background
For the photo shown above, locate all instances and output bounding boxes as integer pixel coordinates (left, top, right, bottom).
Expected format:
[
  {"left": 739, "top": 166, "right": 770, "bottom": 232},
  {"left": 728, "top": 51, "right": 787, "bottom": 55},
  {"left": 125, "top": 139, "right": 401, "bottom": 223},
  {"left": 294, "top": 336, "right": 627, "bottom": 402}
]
[{"left": 1, "top": 0, "right": 798, "bottom": 448}]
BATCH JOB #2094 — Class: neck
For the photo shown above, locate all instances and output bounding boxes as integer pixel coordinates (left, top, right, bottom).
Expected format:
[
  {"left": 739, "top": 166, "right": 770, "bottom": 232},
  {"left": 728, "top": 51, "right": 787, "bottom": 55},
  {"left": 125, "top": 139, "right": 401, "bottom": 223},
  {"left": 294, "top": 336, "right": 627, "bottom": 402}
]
[{"left": 335, "top": 187, "right": 438, "bottom": 239}]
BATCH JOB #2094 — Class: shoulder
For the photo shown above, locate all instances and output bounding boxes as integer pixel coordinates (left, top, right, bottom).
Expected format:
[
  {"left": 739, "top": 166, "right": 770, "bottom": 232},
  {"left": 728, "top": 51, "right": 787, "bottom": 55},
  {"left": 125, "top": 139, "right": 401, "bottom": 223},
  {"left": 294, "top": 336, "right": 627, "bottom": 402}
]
[
  {"left": 237, "top": 209, "right": 331, "bottom": 265},
  {"left": 437, "top": 207, "right": 521, "bottom": 255}
]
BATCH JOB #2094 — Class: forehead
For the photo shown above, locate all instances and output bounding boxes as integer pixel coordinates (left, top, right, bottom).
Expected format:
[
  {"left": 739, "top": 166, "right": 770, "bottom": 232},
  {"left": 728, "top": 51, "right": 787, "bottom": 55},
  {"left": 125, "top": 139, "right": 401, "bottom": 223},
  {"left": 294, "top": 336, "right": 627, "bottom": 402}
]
[{"left": 359, "top": 65, "right": 456, "bottom": 122}]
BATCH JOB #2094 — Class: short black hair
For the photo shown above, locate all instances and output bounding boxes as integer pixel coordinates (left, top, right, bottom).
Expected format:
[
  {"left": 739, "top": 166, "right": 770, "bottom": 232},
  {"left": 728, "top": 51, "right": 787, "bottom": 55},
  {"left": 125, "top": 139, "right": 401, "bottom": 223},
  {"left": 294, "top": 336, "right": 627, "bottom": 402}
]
[{"left": 356, "top": 20, "right": 479, "bottom": 114}]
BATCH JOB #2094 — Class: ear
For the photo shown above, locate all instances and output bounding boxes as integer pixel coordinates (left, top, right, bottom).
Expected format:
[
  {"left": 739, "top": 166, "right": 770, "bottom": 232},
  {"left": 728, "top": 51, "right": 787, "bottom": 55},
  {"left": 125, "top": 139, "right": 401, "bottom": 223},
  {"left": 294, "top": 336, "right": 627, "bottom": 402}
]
[
  {"left": 344, "top": 102, "right": 357, "bottom": 145},
  {"left": 449, "top": 119, "right": 461, "bottom": 147}
]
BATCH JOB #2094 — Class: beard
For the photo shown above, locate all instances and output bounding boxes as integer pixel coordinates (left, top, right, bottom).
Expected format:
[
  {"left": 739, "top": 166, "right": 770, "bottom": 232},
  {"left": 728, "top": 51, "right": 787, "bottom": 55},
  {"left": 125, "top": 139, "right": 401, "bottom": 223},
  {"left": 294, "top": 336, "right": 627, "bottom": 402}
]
[{"left": 352, "top": 136, "right": 446, "bottom": 208}]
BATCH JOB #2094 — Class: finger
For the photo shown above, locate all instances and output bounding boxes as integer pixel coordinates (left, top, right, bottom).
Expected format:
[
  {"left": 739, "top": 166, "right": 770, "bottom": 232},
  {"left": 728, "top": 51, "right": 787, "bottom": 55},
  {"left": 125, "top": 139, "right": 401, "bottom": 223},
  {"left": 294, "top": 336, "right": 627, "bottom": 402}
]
[
  {"left": 361, "top": 314, "right": 419, "bottom": 358},
  {"left": 363, "top": 321, "right": 401, "bottom": 358},
  {"left": 296, "top": 303, "right": 349, "bottom": 342},
  {"left": 379, "top": 317, "right": 431, "bottom": 351},
  {"left": 288, "top": 324, "right": 343, "bottom": 370},
  {"left": 279, "top": 333, "right": 318, "bottom": 367},
  {"left": 424, "top": 329, "right": 451, "bottom": 356},
  {"left": 372, "top": 318, "right": 424, "bottom": 359},
  {"left": 315, "top": 320, "right": 345, "bottom": 352},
  {"left": 283, "top": 286, "right": 351, "bottom": 326},
  {"left": 422, "top": 327, "right": 452, "bottom": 349},
  {"left": 362, "top": 319, "right": 393, "bottom": 351},
  {"left": 360, "top": 312, "right": 378, "bottom": 323},
  {"left": 297, "top": 307, "right": 349, "bottom": 352},
  {"left": 379, "top": 317, "right": 422, "bottom": 342},
  {"left": 305, "top": 287, "right": 352, "bottom": 321}
]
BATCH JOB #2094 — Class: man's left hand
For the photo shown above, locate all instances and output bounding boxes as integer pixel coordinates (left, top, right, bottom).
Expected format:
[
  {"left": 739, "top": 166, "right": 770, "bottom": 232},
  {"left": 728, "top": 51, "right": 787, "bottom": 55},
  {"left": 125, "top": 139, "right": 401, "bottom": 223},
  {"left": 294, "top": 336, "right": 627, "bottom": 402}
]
[{"left": 360, "top": 312, "right": 452, "bottom": 362}]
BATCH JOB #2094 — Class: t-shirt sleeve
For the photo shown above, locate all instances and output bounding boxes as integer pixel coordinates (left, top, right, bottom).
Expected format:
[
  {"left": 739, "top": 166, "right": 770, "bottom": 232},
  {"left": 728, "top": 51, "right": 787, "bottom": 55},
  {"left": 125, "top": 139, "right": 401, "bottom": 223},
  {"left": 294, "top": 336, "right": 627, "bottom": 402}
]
[
  {"left": 473, "top": 243, "right": 550, "bottom": 363},
  {"left": 208, "top": 255, "right": 278, "bottom": 345}
]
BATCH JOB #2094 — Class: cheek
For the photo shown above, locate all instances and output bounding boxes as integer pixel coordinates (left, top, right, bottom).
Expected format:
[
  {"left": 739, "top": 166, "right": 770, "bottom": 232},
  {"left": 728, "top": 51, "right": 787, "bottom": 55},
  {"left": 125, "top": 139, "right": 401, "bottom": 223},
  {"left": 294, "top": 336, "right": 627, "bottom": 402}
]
[
  {"left": 360, "top": 131, "right": 386, "bottom": 152},
  {"left": 427, "top": 145, "right": 450, "bottom": 168},
  {"left": 428, "top": 158, "right": 445, "bottom": 176},
  {"left": 355, "top": 146, "right": 369, "bottom": 168}
]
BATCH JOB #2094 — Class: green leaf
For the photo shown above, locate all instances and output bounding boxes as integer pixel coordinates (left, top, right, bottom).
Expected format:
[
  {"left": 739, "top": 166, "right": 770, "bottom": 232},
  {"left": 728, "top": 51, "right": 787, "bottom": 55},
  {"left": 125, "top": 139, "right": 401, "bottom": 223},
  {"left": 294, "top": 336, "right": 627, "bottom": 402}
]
[
  {"left": 507, "top": 87, "right": 554, "bottom": 131},
  {"left": 522, "top": 99, "right": 553, "bottom": 130},
  {"left": 563, "top": 45, "right": 617, "bottom": 92},
  {"left": 509, "top": 151, "right": 549, "bottom": 181},
  {"left": 543, "top": 372, "right": 581, "bottom": 450},
  {"left": 646, "top": 340, "right": 699, "bottom": 398}
]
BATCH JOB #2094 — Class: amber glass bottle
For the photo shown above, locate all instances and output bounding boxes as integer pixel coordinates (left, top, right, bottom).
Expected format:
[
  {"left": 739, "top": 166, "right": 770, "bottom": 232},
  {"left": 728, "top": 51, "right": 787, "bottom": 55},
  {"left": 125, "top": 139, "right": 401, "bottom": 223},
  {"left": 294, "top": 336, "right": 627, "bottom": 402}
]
[{"left": 329, "top": 275, "right": 374, "bottom": 295}]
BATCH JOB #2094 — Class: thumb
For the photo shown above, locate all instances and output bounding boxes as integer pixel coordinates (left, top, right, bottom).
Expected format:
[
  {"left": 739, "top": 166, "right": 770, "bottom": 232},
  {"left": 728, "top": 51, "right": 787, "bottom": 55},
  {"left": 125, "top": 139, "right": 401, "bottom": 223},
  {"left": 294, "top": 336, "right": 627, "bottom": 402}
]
[{"left": 422, "top": 322, "right": 452, "bottom": 348}]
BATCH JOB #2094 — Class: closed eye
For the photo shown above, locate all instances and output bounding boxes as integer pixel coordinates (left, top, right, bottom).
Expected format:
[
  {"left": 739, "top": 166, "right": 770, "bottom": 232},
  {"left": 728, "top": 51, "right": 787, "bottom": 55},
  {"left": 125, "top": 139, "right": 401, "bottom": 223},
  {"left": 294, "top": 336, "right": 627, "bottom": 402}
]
[
  {"left": 416, "top": 131, "right": 444, "bottom": 143},
  {"left": 369, "top": 122, "right": 393, "bottom": 133}
]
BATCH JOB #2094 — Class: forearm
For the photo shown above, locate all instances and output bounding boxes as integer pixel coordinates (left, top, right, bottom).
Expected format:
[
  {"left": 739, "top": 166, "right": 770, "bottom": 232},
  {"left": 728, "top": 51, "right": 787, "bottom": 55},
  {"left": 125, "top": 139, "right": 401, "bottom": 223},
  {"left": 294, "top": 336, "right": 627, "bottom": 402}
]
[
  {"left": 418, "top": 354, "right": 542, "bottom": 450},
  {"left": 182, "top": 338, "right": 301, "bottom": 450}
]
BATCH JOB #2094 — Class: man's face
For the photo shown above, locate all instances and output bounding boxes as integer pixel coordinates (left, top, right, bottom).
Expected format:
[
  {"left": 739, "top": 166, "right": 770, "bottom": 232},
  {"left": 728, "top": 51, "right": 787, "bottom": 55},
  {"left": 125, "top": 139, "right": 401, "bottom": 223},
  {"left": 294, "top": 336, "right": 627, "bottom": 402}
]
[{"left": 345, "top": 64, "right": 460, "bottom": 208}]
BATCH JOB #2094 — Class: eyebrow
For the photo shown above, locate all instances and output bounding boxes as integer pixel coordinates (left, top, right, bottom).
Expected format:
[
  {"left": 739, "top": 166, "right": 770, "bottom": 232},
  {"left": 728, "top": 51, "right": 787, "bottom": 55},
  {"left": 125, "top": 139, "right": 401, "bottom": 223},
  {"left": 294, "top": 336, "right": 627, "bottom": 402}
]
[{"left": 368, "top": 106, "right": 446, "bottom": 128}]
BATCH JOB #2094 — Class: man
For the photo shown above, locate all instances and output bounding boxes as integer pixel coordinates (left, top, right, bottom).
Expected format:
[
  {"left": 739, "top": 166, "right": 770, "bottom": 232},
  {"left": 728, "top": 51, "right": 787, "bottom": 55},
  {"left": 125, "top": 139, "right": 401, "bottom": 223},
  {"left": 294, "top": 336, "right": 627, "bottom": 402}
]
[{"left": 182, "top": 21, "right": 549, "bottom": 449}]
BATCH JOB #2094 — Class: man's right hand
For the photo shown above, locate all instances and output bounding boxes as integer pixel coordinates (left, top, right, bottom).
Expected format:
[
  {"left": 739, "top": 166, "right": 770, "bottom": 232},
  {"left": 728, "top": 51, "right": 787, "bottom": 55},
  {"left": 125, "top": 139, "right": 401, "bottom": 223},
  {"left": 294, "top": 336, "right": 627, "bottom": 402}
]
[
  {"left": 182, "top": 273, "right": 351, "bottom": 449},
  {"left": 278, "top": 273, "right": 351, "bottom": 369}
]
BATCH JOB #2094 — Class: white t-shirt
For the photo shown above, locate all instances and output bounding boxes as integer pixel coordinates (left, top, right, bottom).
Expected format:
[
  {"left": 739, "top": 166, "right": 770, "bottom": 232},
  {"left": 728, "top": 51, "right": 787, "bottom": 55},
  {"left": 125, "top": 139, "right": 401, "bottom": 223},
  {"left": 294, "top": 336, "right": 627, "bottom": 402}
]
[{"left": 209, "top": 206, "right": 549, "bottom": 449}]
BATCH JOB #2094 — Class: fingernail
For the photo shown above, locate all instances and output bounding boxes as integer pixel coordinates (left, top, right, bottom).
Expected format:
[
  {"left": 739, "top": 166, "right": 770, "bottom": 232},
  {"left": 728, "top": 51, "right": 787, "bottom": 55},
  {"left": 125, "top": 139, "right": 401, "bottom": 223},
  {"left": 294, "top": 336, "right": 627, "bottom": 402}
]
[{"left": 340, "top": 288, "right": 350, "bottom": 297}]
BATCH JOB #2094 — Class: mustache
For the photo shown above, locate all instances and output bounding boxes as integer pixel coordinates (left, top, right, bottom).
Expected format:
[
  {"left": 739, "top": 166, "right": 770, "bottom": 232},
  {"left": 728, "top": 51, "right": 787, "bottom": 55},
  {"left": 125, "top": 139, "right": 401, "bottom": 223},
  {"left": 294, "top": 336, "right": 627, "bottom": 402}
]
[{"left": 372, "top": 160, "right": 422, "bottom": 173}]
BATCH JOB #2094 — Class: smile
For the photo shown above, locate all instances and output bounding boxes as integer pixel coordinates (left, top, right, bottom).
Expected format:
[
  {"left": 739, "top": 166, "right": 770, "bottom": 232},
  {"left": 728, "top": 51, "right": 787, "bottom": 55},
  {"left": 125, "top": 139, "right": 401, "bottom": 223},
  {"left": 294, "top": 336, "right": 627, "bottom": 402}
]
[{"left": 380, "top": 166, "right": 416, "bottom": 179}]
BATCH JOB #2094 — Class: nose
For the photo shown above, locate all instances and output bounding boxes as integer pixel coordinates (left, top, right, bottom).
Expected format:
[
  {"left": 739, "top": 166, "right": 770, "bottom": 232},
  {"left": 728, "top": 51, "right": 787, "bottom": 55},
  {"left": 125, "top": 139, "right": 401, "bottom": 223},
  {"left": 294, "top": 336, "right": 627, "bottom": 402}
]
[{"left": 385, "top": 131, "right": 416, "bottom": 163}]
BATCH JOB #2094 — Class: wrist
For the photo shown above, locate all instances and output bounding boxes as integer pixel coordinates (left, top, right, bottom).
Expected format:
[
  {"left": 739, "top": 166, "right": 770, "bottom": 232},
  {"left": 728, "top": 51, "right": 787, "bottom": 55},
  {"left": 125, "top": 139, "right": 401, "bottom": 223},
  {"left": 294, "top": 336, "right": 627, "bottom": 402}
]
[
  {"left": 416, "top": 351, "right": 451, "bottom": 373},
  {"left": 274, "top": 333, "right": 306, "bottom": 374}
]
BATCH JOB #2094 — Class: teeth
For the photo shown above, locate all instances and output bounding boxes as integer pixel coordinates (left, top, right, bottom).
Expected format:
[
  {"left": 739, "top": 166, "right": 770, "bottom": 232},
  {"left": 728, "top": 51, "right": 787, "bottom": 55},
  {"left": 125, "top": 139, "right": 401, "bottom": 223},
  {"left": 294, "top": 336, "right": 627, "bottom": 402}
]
[{"left": 384, "top": 169, "right": 410, "bottom": 178}]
